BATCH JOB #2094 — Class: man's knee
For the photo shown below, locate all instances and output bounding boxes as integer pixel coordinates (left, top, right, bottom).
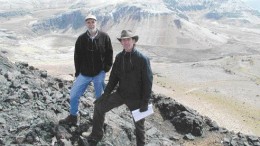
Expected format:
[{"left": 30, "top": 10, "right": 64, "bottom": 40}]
[
  {"left": 94, "top": 102, "right": 106, "bottom": 114},
  {"left": 136, "top": 119, "right": 145, "bottom": 128}
]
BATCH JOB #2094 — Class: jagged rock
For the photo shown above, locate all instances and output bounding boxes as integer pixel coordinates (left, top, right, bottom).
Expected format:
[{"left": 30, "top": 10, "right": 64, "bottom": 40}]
[
  {"left": 169, "top": 134, "right": 181, "bottom": 141},
  {"left": 78, "top": 136, "right": 90, "bottom": 146},
  {"left": 183, "top": 133, "right": 195, "bottom": 140},
  {"left": 172, "top": 111, "right": 204, "bottom": 136},
  {"left": 4, "top": 95, "right": 18, "bottom": 102},
  {"left": 0, "top": 53, "right": 259, "bottom": 145},
  {"left": 153, "top": 95, "right": 204, "bottom": 136},
  {"left": 15, "top": 62, "right": 29, "bottom": 68},
  {"left": 206, "top": 119, "right": 219, "bottom": 131},
  {"left": 15, "top": 135, "right": 25, "bottom": 144},
  {"left": 0, "top": 117, "right": 6, "bottom": 124},
  {"left": 223, "top": 137, "right": 230, "bottom": 145},
  {"left": 4, "top": 72, "right": 15, "bottom": 81},
  {"left": 146, "top": 127, "right": 159, "bottom": 136},
  {"left": 56, "top": 138, "right": 72, "bottom": 146},
  {"left": 0, "top": 138, "right": 3, "bottom": 145},
  {"left": 248, "top": 135, "right": 259, "bottom": 143},
  {"left": 40, "top": 71, "right": 48, "bottom": 78},
  {"left": 17, "top": 122, "right": 30, "bottom": 131},
  {"left": 219, "top": 127, "right": 229, "bottom": 134},
  {"left": 29, "top": 66, "right": 35, "bottom": 70},
  {"left": 25, "top": 131, "right": 37, "bottom": 144},
  {"left": 54, "top": 125, "right": 72, "bottom": 140},
  {"left": 253, "top": 142, "right": 260, "bottom": 146},
  {"left": 0, "top": 54, "right": 15, "bottom": 72},
  {"left": 174, "top": 19, "right": 182, "bottom": 29}
]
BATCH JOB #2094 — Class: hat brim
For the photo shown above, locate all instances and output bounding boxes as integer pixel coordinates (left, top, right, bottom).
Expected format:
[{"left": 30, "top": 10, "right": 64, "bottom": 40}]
[
  {"left": 85, "top": 18, "right": 97, "bottom": 21},
  {"left": 117, "top": 36, "right": 138, "bottom": 42}
]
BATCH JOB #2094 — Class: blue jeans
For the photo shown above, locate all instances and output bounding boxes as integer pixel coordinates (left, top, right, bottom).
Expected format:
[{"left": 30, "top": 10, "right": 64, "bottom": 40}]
[{"left": 70, "top": 71, "right": 106, "bottom": 116}]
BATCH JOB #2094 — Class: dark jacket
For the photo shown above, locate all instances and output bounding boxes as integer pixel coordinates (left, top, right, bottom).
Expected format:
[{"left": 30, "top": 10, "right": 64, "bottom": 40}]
[
  {"left": 74, "top": 30, "right": 113, "bottom": 77},
  {"left": 104, "top": 48, "right": 153, "bottom": 106}
]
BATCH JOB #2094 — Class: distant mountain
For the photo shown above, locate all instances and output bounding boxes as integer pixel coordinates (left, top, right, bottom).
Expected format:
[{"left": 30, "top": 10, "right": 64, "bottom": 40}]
[
  {"left": 242, "top": 0, "right": 260, "bottom": 12},
  {"left": 1, "top": 0, "right": 260, "bottom": 48}
]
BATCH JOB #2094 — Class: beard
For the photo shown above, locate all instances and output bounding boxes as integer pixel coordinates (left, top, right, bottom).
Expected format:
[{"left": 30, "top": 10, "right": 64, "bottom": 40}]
[{"left": 88, "top": 27, "right": 97, "bottom": 34}]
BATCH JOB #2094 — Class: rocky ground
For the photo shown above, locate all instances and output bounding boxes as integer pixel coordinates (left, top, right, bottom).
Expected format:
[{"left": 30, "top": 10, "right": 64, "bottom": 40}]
[{"left": 1, "top": 53, "right": 260, "bottom": 146}]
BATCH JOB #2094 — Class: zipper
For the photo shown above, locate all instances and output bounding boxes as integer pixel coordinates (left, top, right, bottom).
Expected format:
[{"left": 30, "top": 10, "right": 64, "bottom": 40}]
[
  {"left": 92, "top": 39, "right": 95, "bottom": 74},
  {"left": 123, "top": 51, "right": 126, "bottom": 75}
]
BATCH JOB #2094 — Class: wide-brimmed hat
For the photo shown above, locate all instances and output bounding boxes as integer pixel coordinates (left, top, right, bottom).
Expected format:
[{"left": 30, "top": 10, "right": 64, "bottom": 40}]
[
  {"left": 117, "top": 30, "right": 138, "bottom": 42},
  {"left": 85, "top": 14, "right": 97, "bottom": 21}
]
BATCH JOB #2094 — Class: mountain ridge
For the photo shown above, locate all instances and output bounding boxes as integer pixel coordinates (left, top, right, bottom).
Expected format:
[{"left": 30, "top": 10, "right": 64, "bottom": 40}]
[
  {"left": 1, "top": 0, "right": 259, "bottom": 48},
  {"left": 0, "top": 0, "right": 260, "bottom": 139}
]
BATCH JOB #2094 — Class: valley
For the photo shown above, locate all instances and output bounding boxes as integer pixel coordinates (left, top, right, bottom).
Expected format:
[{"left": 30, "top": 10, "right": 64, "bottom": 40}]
[{"left": 1, "top": 0, "right": 260, "bottom": 138}]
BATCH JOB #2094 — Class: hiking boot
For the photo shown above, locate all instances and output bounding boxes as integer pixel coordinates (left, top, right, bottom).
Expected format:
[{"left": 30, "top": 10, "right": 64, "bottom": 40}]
[
  {"left": 87, "top": 139, "right": 99, "bottom": 146},
  {"left": 85, "top": 134, "right": 100, "bottom": 146},
  {"left": 59, "top": 115, "right": 78, "bottom": 126}
]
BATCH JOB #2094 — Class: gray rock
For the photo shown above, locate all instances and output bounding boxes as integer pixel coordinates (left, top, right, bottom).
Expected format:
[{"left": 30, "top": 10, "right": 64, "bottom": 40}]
[
  {"left": 78, "top": 136, "right": 90, "bottom": 146},
  {"left": 0, "top": 53, "right": 259, "bottom": 146},
  {"left": 208, "top": 120, "right": 219, "bottom": 131},
  {"left": 169, "top": 134, "right": 181, "bottom": 141},
  {"left": 219, "top": 127, "right": 229, "bottom": 133},
  {"left": 4, "top": 95, "right": 18, "bottom": 102},
  {"left": 54, "top": 125, "right": 72, "bottom": 140},
  {"left": 183, "top": 133, "right": 195, "bottom": 140},
  {"left": 0, "top": 117, "right": 6, "bottom": 124},
  {"left": 17, "top": 122, "right": 30, "bottom": 131},
  {"left": 146, "top": 127, "right": 159, "bottom": 136},
  {"left": 223, "top": 137, "right": 230, "bottom": 145},
  {"left": 40, "top": 71, "right": 47, "bottom": 78},
  {"left": 15, "top": 135, "right": 25, "bottom": 144},
  {"left": 248, "top": 135, "right": 259, "bottom": 142},
  {"left": 0, "top": 54, "right": 15, "bottom": 72}
]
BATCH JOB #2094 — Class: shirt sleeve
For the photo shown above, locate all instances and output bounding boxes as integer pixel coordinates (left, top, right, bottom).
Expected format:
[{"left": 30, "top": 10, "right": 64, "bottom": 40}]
[{"left": 141, "top": 56, "right": 153, "bottom": 105}]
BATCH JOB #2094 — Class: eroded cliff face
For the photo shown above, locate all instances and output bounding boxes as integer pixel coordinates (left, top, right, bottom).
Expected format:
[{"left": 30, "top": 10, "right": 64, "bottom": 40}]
[
  {"left": 1, "top": 0, "right": 260, "bottom": 48},
  {"left": 0, "top": 1, "right": 260, "bottom": 145},
  {"left": 0, "top": 53, "right": 259, "bottom": 145}
]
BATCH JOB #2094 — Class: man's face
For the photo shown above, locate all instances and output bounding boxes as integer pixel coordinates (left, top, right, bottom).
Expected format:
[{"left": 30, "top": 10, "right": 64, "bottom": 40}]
[
  {"left": 121, "top": 38, "right": 135, "bottom": 52},
  {"left": 85, "top": 19, "right": 97, "bottom": 32}
]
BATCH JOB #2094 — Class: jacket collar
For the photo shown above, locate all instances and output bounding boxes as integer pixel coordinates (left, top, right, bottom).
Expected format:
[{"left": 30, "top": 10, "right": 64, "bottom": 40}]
[
  {"left": 123, "top": 48, "right": 136, "bottom": 55},
  {"left": 86, "top": 29, "right": 100, "bottom": 39}
]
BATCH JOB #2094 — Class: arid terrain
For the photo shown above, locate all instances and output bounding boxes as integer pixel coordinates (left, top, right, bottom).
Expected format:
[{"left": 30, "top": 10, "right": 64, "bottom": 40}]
[
  {"left": 0, "top": 0, "right": 260, "bottom": 141},
  {"left": 2, "top": 37, "right": 260, "bottom": 137},
  {"left": 1, "top": 54, "right": 259, "bottom": 145}
]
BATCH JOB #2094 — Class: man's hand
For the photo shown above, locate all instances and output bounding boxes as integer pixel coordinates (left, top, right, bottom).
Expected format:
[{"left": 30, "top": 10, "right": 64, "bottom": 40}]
[
  {"left": 94, "top": 93, "right": 109, "bottom": 104},
  {"left": 139, "top": 103, "right": 148, "bottom": 112},
  {"left": 104, "top": 65, "right": 111, "bottom": 72},
  {"left": 75, "top": 72, "right": 79, "bottom": 78}
]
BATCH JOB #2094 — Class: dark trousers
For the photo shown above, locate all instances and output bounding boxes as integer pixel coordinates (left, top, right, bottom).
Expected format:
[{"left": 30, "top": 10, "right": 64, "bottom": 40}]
[{"left": 90, "top": 92, "right": 145, "bottom": 146}]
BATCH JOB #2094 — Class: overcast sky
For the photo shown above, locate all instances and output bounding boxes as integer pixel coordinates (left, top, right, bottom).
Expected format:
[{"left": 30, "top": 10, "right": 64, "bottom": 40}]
[{"left": 242, "top": 0, "right": 260, "bottom": 11}]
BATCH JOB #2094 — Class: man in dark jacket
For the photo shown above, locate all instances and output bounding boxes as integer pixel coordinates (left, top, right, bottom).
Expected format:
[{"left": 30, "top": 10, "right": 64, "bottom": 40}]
[
  {"left": 59, "top": 14, "right": 113, "bottom": 125},
  {"left": 87, "top": 30, "right": 153, "bottom": 146}
]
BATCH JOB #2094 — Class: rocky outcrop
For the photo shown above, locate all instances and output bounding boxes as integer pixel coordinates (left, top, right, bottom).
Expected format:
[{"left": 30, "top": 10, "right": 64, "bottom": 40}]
[
  {"left": 0, "top": 53, "right": 259, "bottom": 146},
  {"left": 30, "top": 10, "right": 85, "bottom": 33},
  {"left": 152, "top": 95, "right": 260, "bottom": 146},
  {"left": 0, "top": 10, "right": 30, "bottom": 18},
  {"left": 174, "top": 19, "right": 182, "bottom": 29}
]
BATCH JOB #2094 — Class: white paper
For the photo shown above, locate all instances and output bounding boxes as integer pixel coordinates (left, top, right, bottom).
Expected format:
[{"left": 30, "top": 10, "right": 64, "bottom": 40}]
[{"left": 131, "top": 104, "right": 154, "bottom": 122}]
